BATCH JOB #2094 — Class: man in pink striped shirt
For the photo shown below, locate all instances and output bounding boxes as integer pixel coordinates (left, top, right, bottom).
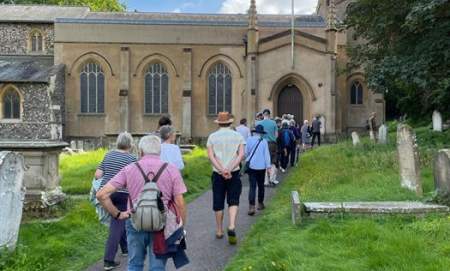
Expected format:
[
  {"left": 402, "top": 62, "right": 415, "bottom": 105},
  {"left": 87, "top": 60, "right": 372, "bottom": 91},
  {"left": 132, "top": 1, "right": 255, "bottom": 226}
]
[{"left": 97, "top": 135, "right": 187, "bottom": 271}]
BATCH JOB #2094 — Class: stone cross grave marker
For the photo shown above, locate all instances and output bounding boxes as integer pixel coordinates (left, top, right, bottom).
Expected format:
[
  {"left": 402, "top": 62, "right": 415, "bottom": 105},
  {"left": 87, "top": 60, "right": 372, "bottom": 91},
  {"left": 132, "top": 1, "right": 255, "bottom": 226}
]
[
  {"left": 378, "top": 124, "right": 388, "bottom": 144},
  {"left": 434, "top": 149, "right": 450, "bottom": 199},
  {"left": 433, "top": 110, "right": 443, "bottom": 132},
  {"left": 397, "top": 124, "right": 423, "bottom": 196},
  {"left": 0, "top": 152, "right": 26, "bottom": 251},
  {"left": 319, "top": 116, "right": 326, "bottom": 136},
  {"left": 351, "top": 131, "right": 360, "bottom": 146}
]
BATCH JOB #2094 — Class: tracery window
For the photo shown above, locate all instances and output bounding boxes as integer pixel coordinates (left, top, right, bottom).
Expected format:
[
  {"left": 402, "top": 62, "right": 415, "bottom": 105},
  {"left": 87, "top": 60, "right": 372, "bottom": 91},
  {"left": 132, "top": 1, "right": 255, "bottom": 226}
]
[
  {"left": 30, "top": 31, "right": 43, "bottom": 52},
  {"left": 2, "top": 88, "right": 21, "bottom": 119},
  {"left": 208, "top": 63, "right": 232, "bottom": 115},
  {"left": 144, "top": 63, "right": 169, "bottom": 114},
  {"left": 80, "top": 62, "right": 105, "bottom": 113},
  {"left": 350, "top": 80, "right": 363, "bottom": 105}
]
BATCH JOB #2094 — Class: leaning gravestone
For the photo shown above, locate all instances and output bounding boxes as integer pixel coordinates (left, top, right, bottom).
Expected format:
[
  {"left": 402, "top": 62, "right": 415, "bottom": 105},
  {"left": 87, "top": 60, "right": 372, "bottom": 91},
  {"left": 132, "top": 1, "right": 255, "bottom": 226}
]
[
  {"left": 378, "top": 124, "right": 388, "bottom": 144},
  {"left": 397, "top": 124, "right": 423, "bottom": 196},
  {"left": 0, "top": 152, "right": 26, "bottom": 251},
  {"left": 351, "top": 132, "right": 360, "bottom": 146},
  {"left": 434, "top": 149, "right": 450, "bottom": 200},
  {"left": 433, "top": 111, "right": 443, "bottom": 132}
]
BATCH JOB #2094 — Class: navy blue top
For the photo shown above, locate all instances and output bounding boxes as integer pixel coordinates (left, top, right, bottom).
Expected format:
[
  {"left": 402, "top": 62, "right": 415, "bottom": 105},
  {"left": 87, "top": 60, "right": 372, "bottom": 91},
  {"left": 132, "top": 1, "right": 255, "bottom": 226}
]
[{"left": 98, "top": 150, "right": 137, "bottom": 193}]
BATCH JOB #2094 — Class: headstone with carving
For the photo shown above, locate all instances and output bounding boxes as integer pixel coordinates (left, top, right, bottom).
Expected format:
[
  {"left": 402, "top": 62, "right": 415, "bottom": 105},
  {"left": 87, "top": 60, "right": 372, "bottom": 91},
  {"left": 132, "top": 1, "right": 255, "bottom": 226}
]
[
  {"left": 378, "top": 124, "right": 388, "bottom": 144},
  {"left": 319, "top": 116, "right": 326, "bottom": 136},
  {"left": 432, "top": 111, "right": 443, "bottom": 132},
  {"left": 351, "top": 132, "right": 360, "bottom": 146},
  {"left": 0, "top": 152, "right": 26, "bottom": 251},
  {"left": 397, "top": 124, "right": 423, "bottom": 196},
  {"left": 434, "top": 149, "right": 450, "bottom": 200}
]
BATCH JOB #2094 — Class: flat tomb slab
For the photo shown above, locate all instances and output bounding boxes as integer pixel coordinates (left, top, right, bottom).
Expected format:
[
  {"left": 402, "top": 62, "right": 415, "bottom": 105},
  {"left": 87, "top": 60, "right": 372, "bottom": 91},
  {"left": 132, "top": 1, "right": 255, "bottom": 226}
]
[{"left": 304, "top": 201, "right": 450, "bottom": 215}]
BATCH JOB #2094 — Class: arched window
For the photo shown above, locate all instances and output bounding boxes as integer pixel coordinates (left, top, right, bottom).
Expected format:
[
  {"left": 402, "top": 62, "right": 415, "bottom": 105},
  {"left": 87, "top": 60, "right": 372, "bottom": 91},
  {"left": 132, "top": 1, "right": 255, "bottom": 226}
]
[
  {"left": 2, "top": 88, "right": 21, "bottom": 119},
  {"left": 208, "top": 63, "right": 232, "bottom": 115},
  {"left": 350, "top": 81, "right": 363, "bottom": 105},
  {"left": 30, "top": 31, "right": 43, "bottom": 52},
  {"left": 80, "top": 62, "right": 105, "bottom": 113},
  {"left": 144, "top": 63, "right": 169, "bottom": 114}
]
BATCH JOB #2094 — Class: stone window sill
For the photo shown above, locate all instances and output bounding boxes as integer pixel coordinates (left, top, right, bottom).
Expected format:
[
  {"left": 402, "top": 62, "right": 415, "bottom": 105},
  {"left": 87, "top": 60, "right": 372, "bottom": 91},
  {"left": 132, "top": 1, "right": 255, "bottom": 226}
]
[
  {"left": 77, "top": 113, "right": 106, "bottom": 117},
  {"left": 143, "top": 113, "right": 168, "bottom": 117},
  {"left": 350, "top": 104, "right": 365, "bottom": 108},
  {"left": 0, "top": 119, "right": 22, "bottom": 124}
]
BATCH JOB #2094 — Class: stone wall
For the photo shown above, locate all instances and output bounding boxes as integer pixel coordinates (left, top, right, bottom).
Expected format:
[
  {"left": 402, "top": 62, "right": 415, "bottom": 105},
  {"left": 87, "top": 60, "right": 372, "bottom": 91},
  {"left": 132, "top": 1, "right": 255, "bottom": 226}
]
[
  {"left": 0, "top": 23, "right": 54, "bottom": 55},
  {"left": 0, "top": 66, "right": 65, "bottom": 140}
]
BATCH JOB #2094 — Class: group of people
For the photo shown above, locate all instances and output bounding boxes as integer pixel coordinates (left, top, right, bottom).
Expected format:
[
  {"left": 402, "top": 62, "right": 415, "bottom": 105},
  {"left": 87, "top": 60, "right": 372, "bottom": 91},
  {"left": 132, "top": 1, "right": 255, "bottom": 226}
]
[{"left": 93, "top": 110, "right": 323, "bottom": 271}]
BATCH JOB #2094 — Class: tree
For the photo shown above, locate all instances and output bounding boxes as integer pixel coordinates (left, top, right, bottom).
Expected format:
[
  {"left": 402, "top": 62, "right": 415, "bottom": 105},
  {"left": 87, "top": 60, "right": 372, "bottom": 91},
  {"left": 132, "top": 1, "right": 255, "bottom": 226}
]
[
  {"left": 0, "top": 0, "right": 125, "bottom": 11},
  {"left": 345, "top": 0, "right": 450, "bottom": 120}
]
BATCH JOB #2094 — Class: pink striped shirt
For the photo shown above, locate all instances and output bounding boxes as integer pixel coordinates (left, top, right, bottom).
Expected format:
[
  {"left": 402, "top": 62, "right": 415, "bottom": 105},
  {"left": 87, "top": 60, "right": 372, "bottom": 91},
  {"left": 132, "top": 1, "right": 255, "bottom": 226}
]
[{"left": 109, "top": 154, "right": 187, "bottom": 210}]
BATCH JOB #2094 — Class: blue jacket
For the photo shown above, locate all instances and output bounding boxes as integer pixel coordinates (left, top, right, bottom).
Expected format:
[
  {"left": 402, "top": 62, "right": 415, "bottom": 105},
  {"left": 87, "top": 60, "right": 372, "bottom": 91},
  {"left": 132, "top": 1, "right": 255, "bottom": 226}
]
[{"left": 155, "top": 227, "right": 189, "bottom": 269}]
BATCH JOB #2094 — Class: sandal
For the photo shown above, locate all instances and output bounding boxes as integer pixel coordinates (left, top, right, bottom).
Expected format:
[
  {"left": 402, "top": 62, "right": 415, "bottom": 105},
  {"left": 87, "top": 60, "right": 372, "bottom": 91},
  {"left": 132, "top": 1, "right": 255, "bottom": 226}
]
[
  {"left": 227, "top": 229, "right": 237, "bottom": 245},
  {"left": 216, "top": 232, "right": 224, "bottom": 239}
]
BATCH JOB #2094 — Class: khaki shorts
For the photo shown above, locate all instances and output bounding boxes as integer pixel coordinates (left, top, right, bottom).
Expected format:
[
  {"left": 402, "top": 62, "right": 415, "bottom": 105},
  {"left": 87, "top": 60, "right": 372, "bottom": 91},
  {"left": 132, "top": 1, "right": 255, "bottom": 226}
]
[{"left": 268, "top": 141, "right": 278, "bottom": 165}]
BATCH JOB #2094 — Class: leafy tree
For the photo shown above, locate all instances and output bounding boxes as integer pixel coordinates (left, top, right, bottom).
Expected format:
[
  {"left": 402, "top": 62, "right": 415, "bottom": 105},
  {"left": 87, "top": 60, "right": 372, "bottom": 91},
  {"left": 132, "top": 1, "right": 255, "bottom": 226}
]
[
  {"left": 0, "top": 0, "right": 125, "bottom": 11},
  {"left": 345, "top": 0, "right": 450, "bottom": 120}
]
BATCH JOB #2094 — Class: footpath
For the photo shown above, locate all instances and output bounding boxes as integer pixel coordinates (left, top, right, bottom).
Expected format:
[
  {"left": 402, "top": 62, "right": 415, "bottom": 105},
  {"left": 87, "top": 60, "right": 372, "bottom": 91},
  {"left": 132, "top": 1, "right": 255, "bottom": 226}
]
[{"left": 86, "top": 173, "right": 283, "bottom": 271}]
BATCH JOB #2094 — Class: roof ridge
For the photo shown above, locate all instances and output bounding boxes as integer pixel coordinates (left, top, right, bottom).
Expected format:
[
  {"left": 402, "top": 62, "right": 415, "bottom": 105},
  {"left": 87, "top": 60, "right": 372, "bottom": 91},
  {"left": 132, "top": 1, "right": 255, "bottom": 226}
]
[{"left": 0, "top": 3, "right": 90, "bottom": 9}]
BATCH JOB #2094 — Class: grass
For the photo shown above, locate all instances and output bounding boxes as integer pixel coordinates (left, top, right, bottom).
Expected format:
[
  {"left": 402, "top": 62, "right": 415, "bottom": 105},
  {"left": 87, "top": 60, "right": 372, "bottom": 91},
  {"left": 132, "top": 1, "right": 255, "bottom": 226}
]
[
  {"left": 0, "top": 147, "right": 211, "bottom": 271},
  {"left": 225, "top": 127, "right": 450, "bottom": 271}
]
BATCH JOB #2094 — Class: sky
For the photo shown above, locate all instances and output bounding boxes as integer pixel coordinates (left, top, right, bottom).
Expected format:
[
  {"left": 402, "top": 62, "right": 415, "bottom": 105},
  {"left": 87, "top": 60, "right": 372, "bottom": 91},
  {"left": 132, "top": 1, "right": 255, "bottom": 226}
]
[{"left": 123, "top": 0, "right": 318, "bottom": 14}]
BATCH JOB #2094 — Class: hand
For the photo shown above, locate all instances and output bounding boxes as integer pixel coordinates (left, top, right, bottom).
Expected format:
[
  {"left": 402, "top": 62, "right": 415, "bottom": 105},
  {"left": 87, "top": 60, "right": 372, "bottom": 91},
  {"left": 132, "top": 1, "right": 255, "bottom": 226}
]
[
  {"left": 267, "top": 168, "right": 272, "bottom": 175},
  {"left": 222, "top": 169, "right": 232, "bottom": 180},
  {"left": 118, "top": 211, "right": 131, "bottom": 220}
]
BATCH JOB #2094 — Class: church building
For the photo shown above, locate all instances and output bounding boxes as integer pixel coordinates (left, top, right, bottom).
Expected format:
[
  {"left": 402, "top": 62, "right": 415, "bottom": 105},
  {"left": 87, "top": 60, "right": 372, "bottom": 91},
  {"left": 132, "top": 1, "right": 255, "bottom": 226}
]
[{"left": 0, "top": 0, "right": 385, "bottom": 146}]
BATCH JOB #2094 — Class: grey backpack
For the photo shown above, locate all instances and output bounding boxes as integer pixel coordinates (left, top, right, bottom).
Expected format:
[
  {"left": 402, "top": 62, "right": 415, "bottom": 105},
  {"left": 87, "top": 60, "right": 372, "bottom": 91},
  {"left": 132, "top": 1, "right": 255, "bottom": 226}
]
[{"left": 129, "top": 162, "right": 168, "bottom": 232}]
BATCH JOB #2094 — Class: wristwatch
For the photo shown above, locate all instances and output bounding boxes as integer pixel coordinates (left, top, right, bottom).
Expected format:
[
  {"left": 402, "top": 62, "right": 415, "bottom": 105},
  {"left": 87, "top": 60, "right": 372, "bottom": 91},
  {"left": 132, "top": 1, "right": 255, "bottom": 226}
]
[{"left": 116, "top": 211, "right": 121, "bottom": 219}]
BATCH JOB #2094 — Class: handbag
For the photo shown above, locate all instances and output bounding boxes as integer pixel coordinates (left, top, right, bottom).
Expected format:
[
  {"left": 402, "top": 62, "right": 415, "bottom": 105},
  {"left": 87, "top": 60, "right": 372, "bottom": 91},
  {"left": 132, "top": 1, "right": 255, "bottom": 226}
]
[{"left": 243, "top": 138, "right": 263, "bottom": 174}]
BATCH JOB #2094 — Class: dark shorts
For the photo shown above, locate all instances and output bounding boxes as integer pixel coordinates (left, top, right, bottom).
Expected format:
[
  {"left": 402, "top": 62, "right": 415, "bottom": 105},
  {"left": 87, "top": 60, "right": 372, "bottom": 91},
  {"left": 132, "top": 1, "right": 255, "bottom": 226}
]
[
  {"left": 268, "top": 141, "right": 278, "bottom": 164},
  {"left": 212, "top": 171, "right": 242, "bottom": 211}
]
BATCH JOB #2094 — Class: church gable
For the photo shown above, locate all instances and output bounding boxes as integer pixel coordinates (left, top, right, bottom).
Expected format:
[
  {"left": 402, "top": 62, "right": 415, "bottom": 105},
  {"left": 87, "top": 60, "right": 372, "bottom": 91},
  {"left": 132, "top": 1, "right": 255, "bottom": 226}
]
[{"left": 258, "top": 29, "right": 328, "bottom": 55}]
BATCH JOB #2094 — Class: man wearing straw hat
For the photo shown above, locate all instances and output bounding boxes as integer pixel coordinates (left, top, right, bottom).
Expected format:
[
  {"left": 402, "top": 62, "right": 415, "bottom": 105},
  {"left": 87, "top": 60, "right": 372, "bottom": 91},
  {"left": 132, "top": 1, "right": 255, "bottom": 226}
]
[{"left": 207, "top": 112, "right": 245, "bottom": 245}]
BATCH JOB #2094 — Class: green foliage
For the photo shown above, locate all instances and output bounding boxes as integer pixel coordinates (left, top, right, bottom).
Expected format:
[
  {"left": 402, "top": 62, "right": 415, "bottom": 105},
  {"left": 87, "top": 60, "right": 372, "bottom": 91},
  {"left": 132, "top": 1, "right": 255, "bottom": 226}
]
[
  {"left": 181, "top": 148, "right": 212, "bottom": 202},
  {"left": 226, "top": 127, "right": 450, "bottom": 271},
  {"left": 345, "top": 0, "right": 450, "bottom": 120},
  {"left": 0, "top": 0, "right": 125, "bottom": 11},
  {"left": 0, "top": 199, "right": 108, "bottom": 271}
]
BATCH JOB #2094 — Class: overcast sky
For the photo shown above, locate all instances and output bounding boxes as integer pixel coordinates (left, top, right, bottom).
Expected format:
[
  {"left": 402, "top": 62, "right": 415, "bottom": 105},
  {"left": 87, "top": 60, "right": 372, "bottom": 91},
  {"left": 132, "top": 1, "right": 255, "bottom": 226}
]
[{"left": 124, "top": 0, "right": 317, "bottom": 14}]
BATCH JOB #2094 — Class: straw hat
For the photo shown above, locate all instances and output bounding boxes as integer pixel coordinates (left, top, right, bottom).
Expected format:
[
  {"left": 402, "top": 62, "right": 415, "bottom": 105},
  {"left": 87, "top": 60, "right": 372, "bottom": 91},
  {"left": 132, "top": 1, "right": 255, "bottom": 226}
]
[{"left": 214, "top": 112, "right": 234, "bottom": 124}]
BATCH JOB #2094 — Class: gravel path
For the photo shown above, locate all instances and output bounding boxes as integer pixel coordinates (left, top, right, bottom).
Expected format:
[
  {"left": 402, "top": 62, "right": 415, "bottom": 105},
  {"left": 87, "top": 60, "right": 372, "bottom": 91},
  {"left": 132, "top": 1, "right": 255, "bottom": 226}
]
[{"left": 86, "top": 173, "right": 283, "bottom": 271}]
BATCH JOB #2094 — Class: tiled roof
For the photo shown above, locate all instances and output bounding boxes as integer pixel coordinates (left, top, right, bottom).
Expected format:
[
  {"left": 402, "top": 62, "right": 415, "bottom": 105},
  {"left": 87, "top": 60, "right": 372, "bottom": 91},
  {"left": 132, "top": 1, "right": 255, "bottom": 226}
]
[
  {"left": 0, "top": 56, "right": 61, "bottom": 83},
  {"left": 0, "top": 4, "right": 89, "bottom": 23}
]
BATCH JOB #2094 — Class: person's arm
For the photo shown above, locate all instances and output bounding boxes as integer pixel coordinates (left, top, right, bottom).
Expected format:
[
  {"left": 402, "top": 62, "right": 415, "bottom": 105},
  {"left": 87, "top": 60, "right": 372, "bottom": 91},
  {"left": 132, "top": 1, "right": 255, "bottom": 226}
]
[
  {"left": 174, "top": 194, "right": 187, "bottom": 224},
  {"left": 226, "top": 144, "right": 245, "bottom": 172},
  {"left": 263, "top": 141, "right": 271, "bottom": 169},
  {"left": 207, "top": 146, "right": 226, "bottom": 174},
  {"left": 97, "top": 184, "right": 130, "bottom": 220},
  {"left": 175, "top": 146, "right": 185, "bottom": 170},
  {"left": 95, "top": 169, "right": 103, "bottom": 180}
]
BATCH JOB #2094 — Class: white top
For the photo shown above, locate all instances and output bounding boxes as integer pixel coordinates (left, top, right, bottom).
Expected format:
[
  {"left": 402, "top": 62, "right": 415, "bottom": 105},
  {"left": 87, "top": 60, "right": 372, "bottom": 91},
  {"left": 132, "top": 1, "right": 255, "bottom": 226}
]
[
  {"left": 160, "top": 143, "right": 185, "bottom": 170},
  {"left": 207, "top": 127, "right": 245, "bottom": 172},
  {"left": 236, "top": 125, "right": 251, "bottom": 142}
]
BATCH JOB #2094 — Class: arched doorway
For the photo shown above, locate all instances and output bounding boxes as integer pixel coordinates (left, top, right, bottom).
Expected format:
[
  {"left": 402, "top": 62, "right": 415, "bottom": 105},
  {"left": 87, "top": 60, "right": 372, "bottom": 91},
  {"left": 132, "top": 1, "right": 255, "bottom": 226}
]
[{"left": 277, "top": 85, "right": 303, "bottom": 121}]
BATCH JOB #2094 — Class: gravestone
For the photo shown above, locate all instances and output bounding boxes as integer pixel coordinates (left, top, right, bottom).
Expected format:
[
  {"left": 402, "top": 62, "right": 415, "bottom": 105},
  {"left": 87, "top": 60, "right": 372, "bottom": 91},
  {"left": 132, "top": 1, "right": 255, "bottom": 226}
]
[
  {"left": 351, "top": 132, "right": 360, "bottom": 146},
  {"left": 291, "top": 191, "right": 302, "bottom": 225},
  {"left": 432, "top": 111, "right": 443, "bottom": 132},
  {"left": 0, "top": 152, "right": 26, "bottom": 251},
  {"left": 70, "top": 140, "right": 77, "bottom": 150},
  {"left": 434, "top": 149, "right": 450, "bottom": 199},
  {"left": 378, "top": 124, "right": 388, "bottom": 144},
  {"left": 319, "top": 116, "right": 326, "bottom": 136},
  {"left": 397, "top": 124, "right": 423, "bottom": 196}
]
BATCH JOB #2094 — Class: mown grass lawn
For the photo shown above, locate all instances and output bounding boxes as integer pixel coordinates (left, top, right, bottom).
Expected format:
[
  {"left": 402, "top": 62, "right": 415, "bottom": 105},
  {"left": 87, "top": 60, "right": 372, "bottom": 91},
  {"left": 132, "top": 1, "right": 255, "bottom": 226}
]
[
  {"left": 225, "top": 127, "right": 450, "bottom": 271},
  {"left": 0, "top": 147, "right": 211, "bottom": 271}
]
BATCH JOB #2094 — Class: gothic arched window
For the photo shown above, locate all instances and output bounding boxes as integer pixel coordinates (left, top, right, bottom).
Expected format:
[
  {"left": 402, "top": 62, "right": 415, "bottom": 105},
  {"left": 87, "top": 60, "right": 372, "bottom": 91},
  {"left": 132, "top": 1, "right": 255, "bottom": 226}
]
[
  {"left": 350, "top": 80, "right": 363, "bottom": 105},
  {"left": 208, "top": 63, "right": 232, "bottom": 115},
  {"left": 2, "top": 88, "right": 21, "bottom": 119},
  {"left": 80, "top": 62, "right": 105, "bottom": 113},
  {"left": 30, "top": 30, "right": 43, "bottom": 52},
  {"left": 144, "top": 63, "right": 169, "bottom": 114}
]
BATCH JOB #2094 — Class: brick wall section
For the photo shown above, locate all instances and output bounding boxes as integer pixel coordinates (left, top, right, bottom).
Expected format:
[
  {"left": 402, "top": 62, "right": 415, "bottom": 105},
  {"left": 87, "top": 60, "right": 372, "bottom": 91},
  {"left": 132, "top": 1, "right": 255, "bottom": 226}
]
[
  {"left": 0, "top": 23, "right": 54, "bottom": 55},
  {"left": 0, "top": 66, "right": 65, "bottom": 140}
]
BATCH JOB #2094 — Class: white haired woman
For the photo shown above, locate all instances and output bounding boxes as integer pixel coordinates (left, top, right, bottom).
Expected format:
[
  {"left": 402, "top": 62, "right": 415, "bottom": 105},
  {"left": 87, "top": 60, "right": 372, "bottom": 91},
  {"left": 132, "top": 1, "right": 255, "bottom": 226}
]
[
  {"left": 95, "top": 132, "right": 137, "bottom": 270},
  {"left": 301, "top": 120, "right": 311, "bottom": 150},
  {"left": 160, "top": 125, "right": 185, "bottom": 170}
]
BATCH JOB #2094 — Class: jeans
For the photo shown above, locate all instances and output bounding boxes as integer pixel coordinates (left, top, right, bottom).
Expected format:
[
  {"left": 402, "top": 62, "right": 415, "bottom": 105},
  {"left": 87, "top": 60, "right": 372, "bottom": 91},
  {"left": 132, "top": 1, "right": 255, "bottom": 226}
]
[
  {"left": 126, "top": 220, "right": 167, "bottom": 271},
  {"left": 311, "top": 132, "right": 321, "bottom": 146},
  {"left": 104, "top": 192, "right": 128, "bottom": 262},
  {"left": 289, "top": 145, "right": 297, "bottom": 167},
  {"left": 280, "top": 147, "right": 291, "bottom": 169},
  {"left": 248, "top": 169, "right": 266, "bottom": 205}
]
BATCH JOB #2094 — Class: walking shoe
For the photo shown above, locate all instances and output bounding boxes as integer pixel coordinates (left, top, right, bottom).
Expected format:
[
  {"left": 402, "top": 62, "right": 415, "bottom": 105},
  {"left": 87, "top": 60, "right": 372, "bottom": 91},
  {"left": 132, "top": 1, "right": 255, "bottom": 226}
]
[
  {"left": 248, "top": 205, "right": 256, "bottom": 216},
  {"left": 104, "top": 261, "right": 120, "bottom": 270},
  {"left": 121, "top": 250, "right": 128, "bottom": 257},
  {"left": 280, "top": 168, "right": 286, "bottom": 173},
  {"left": 227, "top": 229, "right": 237, "bottom": 245},
  {"left": 257, "top": 203, "right": 265, "bottom": 210},
  {"left": 272, "top": 180, "right": 279, "bottom": 185}
]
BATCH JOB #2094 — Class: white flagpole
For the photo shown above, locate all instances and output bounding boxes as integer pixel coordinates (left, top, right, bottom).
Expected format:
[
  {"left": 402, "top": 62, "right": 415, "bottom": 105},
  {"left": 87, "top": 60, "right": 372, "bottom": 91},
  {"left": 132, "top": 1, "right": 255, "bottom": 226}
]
[{"left": 291, "top": 0, "right": 295, "bottom": 69}]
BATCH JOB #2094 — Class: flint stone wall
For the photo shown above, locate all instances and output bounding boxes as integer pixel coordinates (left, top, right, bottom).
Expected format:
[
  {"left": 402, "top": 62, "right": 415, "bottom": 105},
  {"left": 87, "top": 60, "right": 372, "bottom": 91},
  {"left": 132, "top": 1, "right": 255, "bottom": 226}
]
[
  {"left": 0, "top": 23, "right": 54, "bottom": 55},
  {"left": 0, "top": 66, "right": 65, "bottom": 140}
]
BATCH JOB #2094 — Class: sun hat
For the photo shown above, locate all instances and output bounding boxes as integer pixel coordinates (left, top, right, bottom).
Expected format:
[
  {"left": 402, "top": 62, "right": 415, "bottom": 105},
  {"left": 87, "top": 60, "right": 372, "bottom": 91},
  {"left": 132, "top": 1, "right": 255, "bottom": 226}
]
[{"left": 214, "top": 112, "right": 234, "bottom": 124}]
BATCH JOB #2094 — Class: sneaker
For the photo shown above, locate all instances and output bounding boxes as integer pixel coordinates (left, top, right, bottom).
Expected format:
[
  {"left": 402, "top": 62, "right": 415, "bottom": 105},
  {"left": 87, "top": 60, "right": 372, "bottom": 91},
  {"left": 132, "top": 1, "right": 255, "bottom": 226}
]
[
  {"left": 227, "top": 229, "right": 237, "bottom": 245},
  {"left": 104, "top": 261, "right": 120, "bottom": 270},
  {"left": 280, "top": 168, "right": 286, "bottom": 173},
  {"left": 272, "top": 180, "right": 279, "bottom": 185},
  {"left": 248, "top": 205, "right": 256, "bottom": 216},
  {"left": 257, "top": 203, "right": 265, "bottom": 210},
  {"left": 121, "top": 250, "right": 128, "bottom": 257}
]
